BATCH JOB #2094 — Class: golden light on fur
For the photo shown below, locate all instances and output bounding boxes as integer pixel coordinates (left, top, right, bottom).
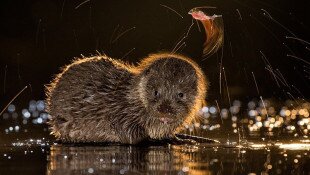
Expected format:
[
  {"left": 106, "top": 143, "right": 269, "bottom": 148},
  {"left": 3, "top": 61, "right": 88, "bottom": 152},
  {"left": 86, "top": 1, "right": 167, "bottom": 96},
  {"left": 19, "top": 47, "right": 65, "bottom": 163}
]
[{"left": 46, "top": 52, "right": 208, "bottom": 144}]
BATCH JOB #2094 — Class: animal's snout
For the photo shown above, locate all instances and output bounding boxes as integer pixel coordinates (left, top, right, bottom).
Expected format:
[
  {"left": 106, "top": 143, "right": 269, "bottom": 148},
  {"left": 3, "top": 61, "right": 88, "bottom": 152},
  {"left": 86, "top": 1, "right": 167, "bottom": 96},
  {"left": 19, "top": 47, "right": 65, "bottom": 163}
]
[{"left": 157, "top": 101, "right": 174, "bottom": 114}]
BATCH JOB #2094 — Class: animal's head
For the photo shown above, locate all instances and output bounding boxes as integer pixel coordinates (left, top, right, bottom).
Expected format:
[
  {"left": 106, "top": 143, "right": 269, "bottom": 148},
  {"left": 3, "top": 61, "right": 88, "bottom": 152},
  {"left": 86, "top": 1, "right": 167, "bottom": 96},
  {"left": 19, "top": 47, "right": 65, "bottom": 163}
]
[{"left": 136, "top": 53, "right": 207, "bottom": 139}]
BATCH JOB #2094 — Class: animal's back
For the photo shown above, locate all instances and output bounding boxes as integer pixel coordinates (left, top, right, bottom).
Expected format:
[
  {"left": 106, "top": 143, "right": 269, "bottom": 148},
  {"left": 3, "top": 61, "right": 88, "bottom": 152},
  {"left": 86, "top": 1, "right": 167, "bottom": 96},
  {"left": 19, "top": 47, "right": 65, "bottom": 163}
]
[{"left": 46, "top": 56, "right": 133, "bottom": 142}]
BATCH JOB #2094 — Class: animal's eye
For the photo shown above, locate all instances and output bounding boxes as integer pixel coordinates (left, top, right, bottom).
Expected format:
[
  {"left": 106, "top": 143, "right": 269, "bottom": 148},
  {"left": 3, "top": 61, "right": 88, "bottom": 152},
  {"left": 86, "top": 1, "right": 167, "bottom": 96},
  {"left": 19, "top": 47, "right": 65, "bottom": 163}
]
[
  {"left": 154, "top": 90, "right": 160, "bottom": 97},
  {"left": 178, "top": 92, "right": 184, "bottom": 98}
]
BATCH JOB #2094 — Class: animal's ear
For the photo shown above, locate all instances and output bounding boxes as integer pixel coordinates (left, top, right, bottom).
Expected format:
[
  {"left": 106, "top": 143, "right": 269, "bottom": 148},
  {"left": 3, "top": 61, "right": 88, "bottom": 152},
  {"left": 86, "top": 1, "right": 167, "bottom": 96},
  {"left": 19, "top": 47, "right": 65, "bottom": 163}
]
[
  {"left": 144, "top": 68, "right": 151, "bottom": 75},
  {"left": 143, "top": 67, "right": 153, "bottom": 76}
]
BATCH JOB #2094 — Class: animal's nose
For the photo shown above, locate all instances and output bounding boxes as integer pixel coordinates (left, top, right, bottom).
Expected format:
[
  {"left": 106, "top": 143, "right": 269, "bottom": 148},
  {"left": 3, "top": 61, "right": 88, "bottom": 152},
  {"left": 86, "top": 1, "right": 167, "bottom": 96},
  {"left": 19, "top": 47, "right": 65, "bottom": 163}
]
[{"left": 157, "top": 101, "right": 174, "bottom": 114}]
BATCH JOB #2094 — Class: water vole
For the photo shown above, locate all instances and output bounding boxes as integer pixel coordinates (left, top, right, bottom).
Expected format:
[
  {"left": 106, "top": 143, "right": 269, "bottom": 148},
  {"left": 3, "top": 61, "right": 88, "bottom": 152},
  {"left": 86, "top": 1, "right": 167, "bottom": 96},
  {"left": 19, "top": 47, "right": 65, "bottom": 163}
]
[{"left": 46, "top": 53, "right": 209, "bottom": 144}]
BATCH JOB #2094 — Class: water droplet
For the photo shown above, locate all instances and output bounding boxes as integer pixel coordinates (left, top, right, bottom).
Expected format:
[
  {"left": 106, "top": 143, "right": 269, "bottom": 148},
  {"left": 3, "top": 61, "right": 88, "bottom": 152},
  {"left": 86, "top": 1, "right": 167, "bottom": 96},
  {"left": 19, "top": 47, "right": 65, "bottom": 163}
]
[
  {"left": 37, "top": 118, "right": 43, "bottom": 124},
  {"left": 267, "top": 164, "right": 272, "bottom": 169},
  {"left": 88, "top": 168, "right": 94, "bottom": 173},
  {"left": 7, "top": 104, "right": 16, "bottom": 113},
  {"left": 201, "top": 106, "right": 209, "bottom": 113},
  {"left": 29, "top": 100, "right": 37, "bottom": 112},
  {"left": 22, "top": 109, "right": 31, "bottom": 118},
  {"left": 209, "top": 106, "right": 217, "bottom": 114},
  {"left": 14, "top": 126, "right": 20, "bottom": 132},
  {"left": 36, "top": 100, "right": 45, "bottom": 111},
  {"left": 120, "top": 169, "right": 125, "bottom": 174}
]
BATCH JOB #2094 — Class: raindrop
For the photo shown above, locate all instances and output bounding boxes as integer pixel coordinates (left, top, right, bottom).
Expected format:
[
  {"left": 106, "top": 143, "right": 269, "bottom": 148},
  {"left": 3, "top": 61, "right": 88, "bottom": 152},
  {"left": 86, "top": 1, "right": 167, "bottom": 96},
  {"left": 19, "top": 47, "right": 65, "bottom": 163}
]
[
  {"left": 36, "top": 100, "right": 45, "bottom": 111},
  {"left": 201, "top": 106, "right": 209, "bottom": 113},
  {"left": 22, "top": 119, "right": 27, "bottom": 125},
  {"left": 29, "top": 100, "right": 37, "bottom": 112},
  {"left": 37, "top": 118, "right": 43, "bottom": 124},
  {"left": 88, "top": 168, "right": 94, "bottom": 174},
  {"left": 221, "top": 108, "right": 229, "bottom": 119},
  {"left": 232, "top": 116, "right": 237, "bottom": 122},
  {"left": 267, "top": 164, "right": 272, "bottom": 169},
  {"left": 209, "top": 106, "right": 217, "bottom": 114},
  {"left": 248, "top": 110, "right": 257, "bottom": 117},
  {"left": 119, "top": 169, "right": 125, "bottom": 174},
  {"left": 7, "top": 104, "right": 15, "bottom": 113},
  {"left": 14, "top": 126, "right": 20, "bottom": 132},
  {"left": 22, "top": 109, "right": 31, "bottom": 118}
]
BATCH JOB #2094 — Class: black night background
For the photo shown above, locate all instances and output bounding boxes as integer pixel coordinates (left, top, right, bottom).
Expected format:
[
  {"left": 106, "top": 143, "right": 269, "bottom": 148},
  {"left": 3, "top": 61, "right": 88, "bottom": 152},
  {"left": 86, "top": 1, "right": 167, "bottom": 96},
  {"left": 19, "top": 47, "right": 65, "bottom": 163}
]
[{"left": 0, "top": 0, "right": 309, "bottom": 102}]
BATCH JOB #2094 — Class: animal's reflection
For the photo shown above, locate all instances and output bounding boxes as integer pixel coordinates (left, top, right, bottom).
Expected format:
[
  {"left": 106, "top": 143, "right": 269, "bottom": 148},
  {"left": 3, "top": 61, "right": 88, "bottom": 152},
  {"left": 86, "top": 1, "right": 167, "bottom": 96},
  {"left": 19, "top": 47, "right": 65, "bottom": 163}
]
[
  {"left": 49, "top": 144, "right": 294, "bottom": 175},
  {"left": 47, "top": 144, "right": 213, "bottom": 175}
]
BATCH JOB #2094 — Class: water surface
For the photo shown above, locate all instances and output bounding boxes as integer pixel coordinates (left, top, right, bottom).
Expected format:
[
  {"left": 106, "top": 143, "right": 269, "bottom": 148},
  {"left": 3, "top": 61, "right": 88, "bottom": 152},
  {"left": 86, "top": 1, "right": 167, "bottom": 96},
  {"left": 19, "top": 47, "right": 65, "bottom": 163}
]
[
  {"left": 1, "top": 140, "right": 309, "bottom": 175},
  {"left": 1, "top": 100, "right": 309, "bottom": 175}
]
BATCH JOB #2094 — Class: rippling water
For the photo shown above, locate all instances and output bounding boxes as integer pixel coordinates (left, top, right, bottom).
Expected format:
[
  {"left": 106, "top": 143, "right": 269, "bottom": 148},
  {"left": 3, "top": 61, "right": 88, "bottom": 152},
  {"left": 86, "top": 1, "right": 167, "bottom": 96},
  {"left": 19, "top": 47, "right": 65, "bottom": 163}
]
[{"left": 0, "top": 141, "right": 309, "bottom": 175}]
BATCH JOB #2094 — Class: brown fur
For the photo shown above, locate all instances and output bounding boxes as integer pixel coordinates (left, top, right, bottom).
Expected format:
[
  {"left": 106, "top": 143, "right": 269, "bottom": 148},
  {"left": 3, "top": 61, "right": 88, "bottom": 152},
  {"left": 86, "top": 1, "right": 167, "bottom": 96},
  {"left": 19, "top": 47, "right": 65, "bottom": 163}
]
[{"left": 46, "top": 53, "right": 207, "bottom": 144}]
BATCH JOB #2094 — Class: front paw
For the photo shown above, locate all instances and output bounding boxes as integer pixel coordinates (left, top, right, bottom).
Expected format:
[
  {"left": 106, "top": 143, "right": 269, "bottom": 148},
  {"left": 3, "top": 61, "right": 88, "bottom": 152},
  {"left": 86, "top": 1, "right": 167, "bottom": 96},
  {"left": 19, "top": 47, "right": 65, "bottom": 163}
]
[
  {"left": 166, "top": 137, "right": 197, "bottom": 145},
  {"left": 175, "top": 134, "right": 220, "bottom": 144}
]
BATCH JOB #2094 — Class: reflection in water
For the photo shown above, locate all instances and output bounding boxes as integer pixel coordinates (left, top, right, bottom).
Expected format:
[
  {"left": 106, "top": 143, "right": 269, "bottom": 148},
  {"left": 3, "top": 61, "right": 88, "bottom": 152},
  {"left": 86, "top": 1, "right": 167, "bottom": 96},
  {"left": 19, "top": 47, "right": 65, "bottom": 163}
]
[
  {"left": 48, "top": 145, "right": 192, "bottom": 175},
  {"left": 278, "top": 143, "right": 310, "bottom": 150},
  {"left": 47, "top": 144, "right": 310, "bottom": 175}
]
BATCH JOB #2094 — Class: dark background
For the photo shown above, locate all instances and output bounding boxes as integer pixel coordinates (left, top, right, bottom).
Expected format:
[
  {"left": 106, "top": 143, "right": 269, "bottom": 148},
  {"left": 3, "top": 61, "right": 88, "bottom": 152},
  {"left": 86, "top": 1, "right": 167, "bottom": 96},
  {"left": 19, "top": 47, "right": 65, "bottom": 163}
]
[{"left": 0, "top": 0, "right": 309, "bottom": 108}]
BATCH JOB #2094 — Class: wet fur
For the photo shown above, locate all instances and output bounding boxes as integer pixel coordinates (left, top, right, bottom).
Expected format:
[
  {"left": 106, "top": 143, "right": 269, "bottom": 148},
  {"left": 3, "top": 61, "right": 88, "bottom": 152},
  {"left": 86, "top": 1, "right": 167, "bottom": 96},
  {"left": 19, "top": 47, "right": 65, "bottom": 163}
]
[{"left": 46, "top": 53, "right": 207, "bottom": 144}]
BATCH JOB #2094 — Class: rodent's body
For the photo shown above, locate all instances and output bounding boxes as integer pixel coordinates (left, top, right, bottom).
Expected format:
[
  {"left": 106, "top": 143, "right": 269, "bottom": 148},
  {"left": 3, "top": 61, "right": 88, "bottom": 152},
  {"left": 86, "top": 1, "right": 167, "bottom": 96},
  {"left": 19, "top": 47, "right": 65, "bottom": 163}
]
[{"left": 46, "top": 53, "right": 207, "bottom": 144}]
